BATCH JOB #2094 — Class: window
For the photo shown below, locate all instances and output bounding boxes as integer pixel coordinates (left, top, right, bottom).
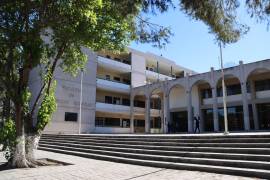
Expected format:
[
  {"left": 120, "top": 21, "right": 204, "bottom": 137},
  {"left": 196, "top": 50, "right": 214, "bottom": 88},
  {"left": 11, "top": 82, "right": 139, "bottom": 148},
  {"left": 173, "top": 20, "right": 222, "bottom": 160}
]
[
  {"left": 122, "top": 119, "right": 130, "bottom": 128},
  {"left": 122, "top": 98, "right": 130, "bottom": 106},
  {"left": 134, "top": 119, "right": 145, "bottom": 127},
  {"left": 217, "top": 84, "right": 241, "bottom": 97},
  {"left": 113, "top": 97, "right": 121, "bottom": 105},
  {"left": 151, "top": 117, "right": 161, "bottom": 128},
  {"left": 122, "top": 60, "right": 130, "bottom": 65},
  {"left": 255, "top": 79, "right": 270, "bottom": 92},
  {"left": 114, "top": 57, "right": 121, "bottom": 62},
  {"left": 104, "top": 118, "right": 120, "bottom": 127},
  {"left": 105, "top": 75, "right": 110, "bottom": 80},
  {"left": 122, "top": 79, "right": 130, "bottom": 85},
  {"left": 65, "top": 112, "right": 78, "bottom": 122},
  {"left": 95, "top": 117, "right": 104, "bottom": 126},
  {"left": 134, "top": 100, "right": 145, "bottom": 108},
  {"left": 113, "top": 77, "right": 120, "bottom": 82},
  {"left": 201, "top": 88, "right": 212, "bottom": 99},
  {"left": 105, "top": 96, "right": 112, "bottom": 104}
]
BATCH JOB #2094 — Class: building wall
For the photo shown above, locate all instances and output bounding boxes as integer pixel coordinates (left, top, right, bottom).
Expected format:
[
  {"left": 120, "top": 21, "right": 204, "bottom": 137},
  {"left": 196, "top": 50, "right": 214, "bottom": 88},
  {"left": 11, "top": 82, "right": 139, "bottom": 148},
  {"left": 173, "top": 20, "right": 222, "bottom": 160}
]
[
  {"left": 41, "top": 48, "right": 97, "bottom": 134},
  {"left": 169, "top": 86, "right": 186, "bottom": 109},
  {"left": 131, "top": 52, "right": 147, "bottom": 87}
]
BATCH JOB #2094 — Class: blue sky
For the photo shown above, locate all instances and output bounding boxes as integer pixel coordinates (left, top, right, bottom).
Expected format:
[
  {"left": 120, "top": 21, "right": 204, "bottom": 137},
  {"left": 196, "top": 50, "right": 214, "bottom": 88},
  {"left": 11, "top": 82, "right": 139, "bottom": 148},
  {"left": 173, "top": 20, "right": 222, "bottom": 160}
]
[{"left": 130, "top": 3, "right": 270, "bottom": 73}]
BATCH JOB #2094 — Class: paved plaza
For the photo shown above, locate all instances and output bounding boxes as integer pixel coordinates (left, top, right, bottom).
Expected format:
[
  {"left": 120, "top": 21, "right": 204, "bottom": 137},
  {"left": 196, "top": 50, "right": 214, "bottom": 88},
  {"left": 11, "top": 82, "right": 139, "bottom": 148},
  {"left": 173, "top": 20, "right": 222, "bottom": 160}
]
[{"left": 0, "top": 150, "right": 258, "bottom": 180}]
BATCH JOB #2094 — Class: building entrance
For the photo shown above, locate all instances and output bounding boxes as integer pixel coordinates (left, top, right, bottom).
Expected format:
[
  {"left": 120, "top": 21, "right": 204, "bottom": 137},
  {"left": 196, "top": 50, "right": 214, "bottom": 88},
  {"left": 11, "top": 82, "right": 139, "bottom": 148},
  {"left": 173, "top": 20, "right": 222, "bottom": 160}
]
[
  {"left": 257, "top": 103, "right": 270, "bottom": 130},
  {"left": 134, "top": 119, "right": 145, "bottom": 133},
  {"left": 170, "top": 111, "right": 188, "bottom": 133}
]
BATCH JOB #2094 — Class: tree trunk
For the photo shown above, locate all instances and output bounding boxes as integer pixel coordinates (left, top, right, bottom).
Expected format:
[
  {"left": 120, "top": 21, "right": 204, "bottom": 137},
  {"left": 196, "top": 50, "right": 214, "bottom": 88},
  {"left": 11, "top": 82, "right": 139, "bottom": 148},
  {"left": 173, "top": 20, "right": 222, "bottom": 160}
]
[
  {"left": 11, "top": 135, "right": 29, "bottom": 168},
  {"left": 25, "top": 134, "right": 40, "bottom": 163},
  {"left": 11, "top": 67, "right": 31, "bottom": 168}
]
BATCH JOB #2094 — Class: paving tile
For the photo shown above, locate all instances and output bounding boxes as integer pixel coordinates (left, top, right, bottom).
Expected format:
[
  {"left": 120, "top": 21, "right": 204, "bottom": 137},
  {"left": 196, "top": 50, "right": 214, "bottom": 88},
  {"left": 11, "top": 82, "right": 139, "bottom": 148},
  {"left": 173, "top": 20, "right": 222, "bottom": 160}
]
[{"left": 0, "top": 150, "right": 257, "bottom": 180}]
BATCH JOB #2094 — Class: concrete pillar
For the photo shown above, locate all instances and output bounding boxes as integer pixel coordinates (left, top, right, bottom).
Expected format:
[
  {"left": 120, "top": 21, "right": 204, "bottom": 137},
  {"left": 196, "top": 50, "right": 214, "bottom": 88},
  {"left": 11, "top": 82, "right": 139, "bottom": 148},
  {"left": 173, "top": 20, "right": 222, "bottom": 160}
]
[
  {"left": 160, "top": 96, "right": 164, "bottom": 133},
  {"left": 241, "top": 81, "right": 250, "bottom": 131},
  {"left": 163, "top": 92, "right": 170, "bottom": 133},
  {"left": 145, "top": 96, "right": 151, "bottom": 133},
  {"left": 198, "top": 87, "right": 204, "bottom": 132},
  {"left": 212, "top": 86, "right": 219, "bottom": 132},
  {"left": 187, "top": 89, "right": 193, "bottom": 133},
  {"left": 250, "top": 80, "right": 259, "bottom": 130},
  {"left": 211, "top": 67, "right": 219, "bottom": 132},
  {"left": 130, "top": 95, "right": 134, "bottom": 133},
  {"left": 239, "top": 61, "right": 250, "bottom": 131}
]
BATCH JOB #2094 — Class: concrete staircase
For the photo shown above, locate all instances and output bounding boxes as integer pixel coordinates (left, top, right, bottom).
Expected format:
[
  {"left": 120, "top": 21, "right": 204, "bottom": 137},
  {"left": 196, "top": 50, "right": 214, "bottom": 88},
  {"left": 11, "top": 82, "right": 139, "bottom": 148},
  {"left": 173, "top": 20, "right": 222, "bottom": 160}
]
[{"left": 38, "top": 133, "right": 270, "bottom": 179}]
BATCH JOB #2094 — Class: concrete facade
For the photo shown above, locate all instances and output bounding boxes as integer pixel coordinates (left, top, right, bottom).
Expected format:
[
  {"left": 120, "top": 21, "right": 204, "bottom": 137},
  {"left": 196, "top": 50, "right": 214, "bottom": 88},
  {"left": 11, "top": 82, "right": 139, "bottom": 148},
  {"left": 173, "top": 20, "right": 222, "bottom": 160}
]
[{"left": 29, "top": 47, "right": 270, "bottom": 134}]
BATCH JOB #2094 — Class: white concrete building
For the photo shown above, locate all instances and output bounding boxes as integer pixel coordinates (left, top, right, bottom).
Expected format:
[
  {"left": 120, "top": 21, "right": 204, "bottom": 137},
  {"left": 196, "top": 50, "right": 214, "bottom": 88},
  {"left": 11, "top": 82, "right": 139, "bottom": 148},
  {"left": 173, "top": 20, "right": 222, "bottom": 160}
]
[{"left": 30, "top": 48, "right": 270, "bottom": 134}]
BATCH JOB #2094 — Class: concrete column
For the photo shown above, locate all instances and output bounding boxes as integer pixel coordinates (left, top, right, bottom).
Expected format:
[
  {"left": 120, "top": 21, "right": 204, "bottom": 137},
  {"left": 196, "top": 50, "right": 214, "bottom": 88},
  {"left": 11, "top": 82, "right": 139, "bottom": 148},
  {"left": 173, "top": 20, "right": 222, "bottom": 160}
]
[
  {"left": 163, "top": 92, "right": 170, "bottom": 133},
  {"left": 211, "top": 67, "right": 219, "bottom": 132},
  {"left": 239, "top": 61, "right": 250, "bottom": 131},
  {"left": 250, "top": 80, "right": 259, "bottom": 130},
  {"left": 241, "top": 81, "right": 250, "bottom": 131},
  {"left": 130, "top": 96, "right": 134, "bottom": 133},
  {"left": 212, "top": 86, "right": 219, "bottom": 132},
  {"left": 187, "top": 89, "right": 193, "bottom": 133},
  {"left": 160, "top": 96, "right": 164, "bottom": 133},
  {"left": 198, "top": 87, "right": 204, "bottom": 132},
  {"left": 145, "top": 96, "right": 151, "bottom": 133}
]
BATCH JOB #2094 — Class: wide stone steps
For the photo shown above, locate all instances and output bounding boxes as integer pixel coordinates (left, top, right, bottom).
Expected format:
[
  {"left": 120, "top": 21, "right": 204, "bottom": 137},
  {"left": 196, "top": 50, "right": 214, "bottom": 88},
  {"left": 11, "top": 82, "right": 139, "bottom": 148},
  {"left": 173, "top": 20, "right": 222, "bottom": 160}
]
[
  {"left": 40, "top": 137, "right": 270, "bottom": 148},
  {"left": 41, "top": 136, "right": 270, "bottom": 143},
  {"left": 39, "top": 133, "right": 270, "bottom": 179},
  {"left": 39, "top": 142, "right": 270, "bottom": 170},
  {"left": 39, "top": 139, "right": 270, "bottom": 155},
  {"left": 39, "top": 140, "right": 270, "bottom": 162}
]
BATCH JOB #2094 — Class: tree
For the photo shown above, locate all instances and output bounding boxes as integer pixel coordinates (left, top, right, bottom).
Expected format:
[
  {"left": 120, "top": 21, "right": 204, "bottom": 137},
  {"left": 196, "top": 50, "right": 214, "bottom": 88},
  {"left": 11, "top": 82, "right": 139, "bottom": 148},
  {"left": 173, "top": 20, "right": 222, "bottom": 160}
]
[
  {"left": 0, "top": 0, "right": 176, "bottom": 168},
  {"left": 0, "top": 0, "right": 269, "bottom": 168}
]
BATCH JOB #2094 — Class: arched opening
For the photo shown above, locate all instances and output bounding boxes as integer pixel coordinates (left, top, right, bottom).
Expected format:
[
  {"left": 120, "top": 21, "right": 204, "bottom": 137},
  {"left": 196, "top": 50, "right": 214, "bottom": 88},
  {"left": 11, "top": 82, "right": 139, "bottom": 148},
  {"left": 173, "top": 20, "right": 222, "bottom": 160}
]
[
  {"left": 216, "top": 74, "right": 244, "bottom": 131},
  {"left": 191, "top": 80, "right": 212, "bottom": 132},
  {"left": 168, "top": 84, "right": 187, "bottom": 133},
  {"left": 150, "top": 88, "right": 163, "bottom": 133},
  {"left": 133, "top": 92, "right": 146, "bottom": 133},
  {"left": 247, "top": 68, "right": 270, "bottom": 130}
]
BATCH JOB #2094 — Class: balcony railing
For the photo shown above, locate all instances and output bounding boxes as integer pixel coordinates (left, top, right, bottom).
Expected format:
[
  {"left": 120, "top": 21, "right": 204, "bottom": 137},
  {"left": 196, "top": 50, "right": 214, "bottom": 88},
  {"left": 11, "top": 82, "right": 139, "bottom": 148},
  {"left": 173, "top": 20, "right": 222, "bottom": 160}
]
[
  {"left": 96, "top": 78, "right": 130, "bottom": 93},
  {"left": 96, "top": 101, "right": 160, "bottom": 116},
  {"left": 97, "top": 56, "right": 131, "bottom": 72},
  {"left": 97, "top": 76, "right": 130, "bottom": 85},
  {"left": 145, "top": 70, "right": 174, "bottom": 81},
  {"left": 99, "top": 55, "right": 131, "bottom": 65}
]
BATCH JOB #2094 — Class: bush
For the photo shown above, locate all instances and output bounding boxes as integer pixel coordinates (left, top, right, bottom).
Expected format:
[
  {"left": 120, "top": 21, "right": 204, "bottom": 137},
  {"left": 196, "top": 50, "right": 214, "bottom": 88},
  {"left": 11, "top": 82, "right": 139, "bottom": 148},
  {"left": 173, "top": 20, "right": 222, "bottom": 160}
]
[{"left": 0, "top": 118, "right": 16, "bottom": 160}]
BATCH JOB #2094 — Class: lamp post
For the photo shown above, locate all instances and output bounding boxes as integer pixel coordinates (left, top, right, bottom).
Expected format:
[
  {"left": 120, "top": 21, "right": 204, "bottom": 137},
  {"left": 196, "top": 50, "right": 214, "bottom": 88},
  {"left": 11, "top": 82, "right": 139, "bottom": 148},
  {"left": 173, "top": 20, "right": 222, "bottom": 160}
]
[
  {"left": 219, "top": 42, "right": 229, "bottom": 135},
  {"left": 78, "top": 69, "right": 83, "bottom": 134}
]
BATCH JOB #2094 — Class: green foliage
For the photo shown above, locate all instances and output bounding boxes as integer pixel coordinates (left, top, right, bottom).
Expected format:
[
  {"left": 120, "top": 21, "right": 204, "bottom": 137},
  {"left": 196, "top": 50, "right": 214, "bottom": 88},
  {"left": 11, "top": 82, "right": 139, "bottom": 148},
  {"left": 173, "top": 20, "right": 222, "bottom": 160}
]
[
  {"left": 22, "top": 88, "right": 31, "bottom": 116},
  {"left": 179, "top": 0, "right": 248, "bottom": 43},
  {"left": 0, "top": 118, "right": 16, "bottom": 161},
  {"left": 36, "top": 81, "right": 57, "bottom": 134}
]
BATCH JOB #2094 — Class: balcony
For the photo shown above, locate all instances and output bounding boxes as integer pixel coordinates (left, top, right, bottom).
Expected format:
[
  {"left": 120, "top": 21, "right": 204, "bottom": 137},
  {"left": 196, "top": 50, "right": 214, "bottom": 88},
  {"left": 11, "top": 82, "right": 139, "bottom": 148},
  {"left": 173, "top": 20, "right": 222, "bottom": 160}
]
[
  {"left": 145, "top": 69, "right": 173, "bottom": 81},
  {"left": 96, "top": 102, "right": 130, "bottom": 115},
  {"left": 96, "top": 78, "right": 130, "bottom": 94},
  {"left": 96, "top": 102, "right": 161, "bottom": 116},
  {"left": 97, "top": 56, "right": 131, "bottom": 73}
]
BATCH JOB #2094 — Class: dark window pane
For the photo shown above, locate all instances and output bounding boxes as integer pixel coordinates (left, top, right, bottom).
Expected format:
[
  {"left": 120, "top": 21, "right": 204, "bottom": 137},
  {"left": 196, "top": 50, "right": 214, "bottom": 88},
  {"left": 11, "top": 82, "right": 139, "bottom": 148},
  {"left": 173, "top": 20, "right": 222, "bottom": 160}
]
[
  {"left": 113, "top": 97, "right": 120, "bottom": 104},
  {"left": 122, "top": 119, "right": 130, "bottom": 127},
  {"left": 105, "top": 96, "right": 112, "bottom": 104},
  {"left": 113, "top": 77, "right": 120, "bottom": 82},
  {"left": 122, "top": 98, "right": 130, "bottom": 106},
  {"left": 95, "top": 117, "right": 104, "bottom": 126},
  {"left": 255, "top": 79, "right": 270, "bottom": 92},
  {"left": 65, "top": 112, "right": 78, "bottom": 121},
  {"left": 104, "top": 118, "right": 120, "bottom": 127}
]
